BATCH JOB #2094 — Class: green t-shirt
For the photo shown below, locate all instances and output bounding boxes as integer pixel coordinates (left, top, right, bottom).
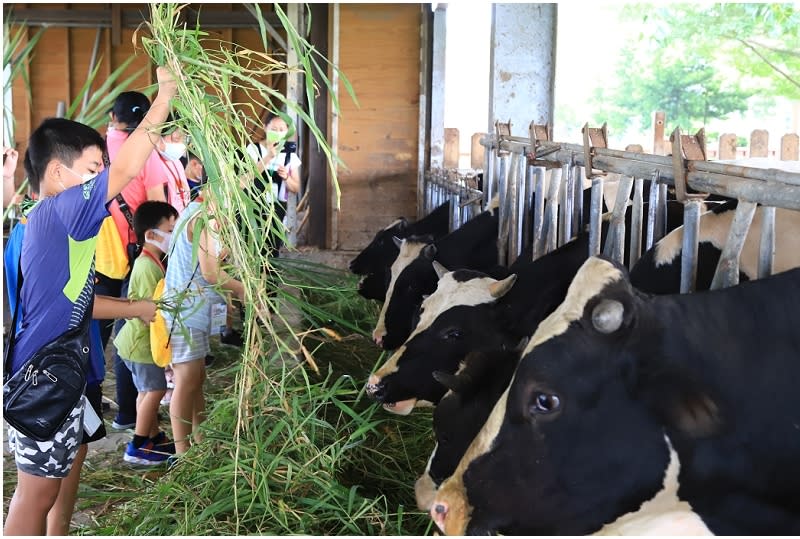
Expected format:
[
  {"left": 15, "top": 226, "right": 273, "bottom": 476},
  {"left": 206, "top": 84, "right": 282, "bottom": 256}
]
[{"left": 114, "top": 253, "right": 164, "bottom": 364}]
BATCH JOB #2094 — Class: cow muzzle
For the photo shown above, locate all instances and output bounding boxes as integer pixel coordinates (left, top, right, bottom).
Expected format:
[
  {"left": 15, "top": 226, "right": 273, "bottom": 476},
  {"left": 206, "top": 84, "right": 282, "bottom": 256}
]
[{"left": 365, "top": 376, "right": 418, "bottom": 414}]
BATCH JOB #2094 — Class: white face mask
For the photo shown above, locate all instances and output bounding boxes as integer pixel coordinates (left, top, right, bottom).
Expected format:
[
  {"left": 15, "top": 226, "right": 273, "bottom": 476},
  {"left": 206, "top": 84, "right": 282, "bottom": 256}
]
[
  {"left": 147, "top": 229, "right": 173, "bottom": 253},
  {"left": 61, "top": 166, "right": 98, "bottom": 191},
  {"left": 161, "top": 142, "right": 186, "bottom": 161}
]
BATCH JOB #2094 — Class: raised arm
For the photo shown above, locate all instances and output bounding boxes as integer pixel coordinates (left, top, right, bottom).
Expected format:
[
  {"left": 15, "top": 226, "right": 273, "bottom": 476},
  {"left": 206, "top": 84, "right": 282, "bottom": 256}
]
[
  {"left": 106, "top": 66, "right": 178, "bottom": 202},
  {"left": 3, "top": 147, "right": 19, "bottom": 208}
]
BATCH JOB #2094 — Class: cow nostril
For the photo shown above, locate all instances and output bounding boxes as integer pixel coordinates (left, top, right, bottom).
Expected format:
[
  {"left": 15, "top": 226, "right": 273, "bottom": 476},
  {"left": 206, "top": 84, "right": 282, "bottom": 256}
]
[{"left": 366, "top": 381, "right": 387, "bottom": 402}]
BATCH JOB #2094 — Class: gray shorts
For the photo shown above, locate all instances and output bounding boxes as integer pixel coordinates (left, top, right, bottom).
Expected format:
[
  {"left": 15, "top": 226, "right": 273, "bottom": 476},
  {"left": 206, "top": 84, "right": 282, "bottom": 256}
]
[
  {"left": 123, "top": 360, "right": 167, "bottom": 392},
  {"left": 7, "top": 399, "right": 84, "bottom": 478},
  {"left": 170, "top": 327, "right": 210, "bottom": 364}
]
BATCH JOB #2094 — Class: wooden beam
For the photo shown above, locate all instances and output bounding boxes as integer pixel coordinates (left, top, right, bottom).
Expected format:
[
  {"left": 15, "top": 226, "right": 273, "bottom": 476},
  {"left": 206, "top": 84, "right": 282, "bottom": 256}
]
[{"left": 4, "top": 7, "right": 281, "bottom": 29}]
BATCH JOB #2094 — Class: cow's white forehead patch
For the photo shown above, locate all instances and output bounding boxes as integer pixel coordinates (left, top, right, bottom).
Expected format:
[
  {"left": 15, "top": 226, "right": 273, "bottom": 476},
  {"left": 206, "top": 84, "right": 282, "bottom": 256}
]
[
  {"left": 374, "top": 239, "right": 431, "bottom": 338},
  {"left": 523, "top": 257, "right": 624, "bottom": 355},
  {"left": 413, "top": 272, "right": 505, "bottom": 337},
  {"left": 383, "top": 218, "right": 404, "bottom": 232}
]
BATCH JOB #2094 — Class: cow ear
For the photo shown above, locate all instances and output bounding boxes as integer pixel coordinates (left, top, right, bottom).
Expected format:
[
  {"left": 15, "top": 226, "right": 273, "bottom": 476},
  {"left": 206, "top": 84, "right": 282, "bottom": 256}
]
[
  {"left": 637, "top": 365, "right": 722, "bottom": 438},
  {"left": 422, "top": 244, "right": 438, "bottom": 260},
  {"left": 392, "top": 236, "right": 404, "bottom": 249},
  {"left": 489, "top": 274, "right": 517, "bottom": 298},
  {"left": 433, "top": 370, "right": 462, "bottom": 394},
  {"left": 432, "top": 261, "right": 450, "bottom": 279},
  {"left": 398, "top": 218, "right": 408, "bottom": 231}
]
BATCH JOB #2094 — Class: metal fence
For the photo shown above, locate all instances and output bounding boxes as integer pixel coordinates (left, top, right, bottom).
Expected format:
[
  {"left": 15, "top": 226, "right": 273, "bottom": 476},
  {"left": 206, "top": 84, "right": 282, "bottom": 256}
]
[
  {"left": 423, "top": 168, "right": 484, "bottom": 232},
  {"left": 424, "top": 121, "right": 800, "bottom": 293}
]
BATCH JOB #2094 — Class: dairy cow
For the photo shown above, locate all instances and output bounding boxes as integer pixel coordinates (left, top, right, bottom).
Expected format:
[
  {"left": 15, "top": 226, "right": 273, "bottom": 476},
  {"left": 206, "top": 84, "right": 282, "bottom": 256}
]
[
  {"left": 366, "top": 200, "right": 690, "bottom": 413},
  {"left": 431, "top": 257, "right": 800, "bottom": 535},
  {"left": 415, "top": 346, "right": 522, "bottom": 512},
  {"left": 371, "top": 208, "right": 506, "bottom": 350},
  {"left": 416, "top": 201, "right": 800, "bottom": 510},
  {"left": 630, "top": 201, "right": 800, "bottom": 293},
  {"left": 349, "top": 200, "right": 451, "bottom": 301}
]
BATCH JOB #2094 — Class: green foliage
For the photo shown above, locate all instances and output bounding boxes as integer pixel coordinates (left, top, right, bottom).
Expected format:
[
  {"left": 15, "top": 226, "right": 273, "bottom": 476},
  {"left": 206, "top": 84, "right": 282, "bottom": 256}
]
[
  {"left": 592, "top": 50, "right": 750, "bottom": 133},
  {"left": 3, "top": 17, "right": 45, "bottom": 144},
  {"left": 591, "top": 3, "right": 799, "bottom": 135}
]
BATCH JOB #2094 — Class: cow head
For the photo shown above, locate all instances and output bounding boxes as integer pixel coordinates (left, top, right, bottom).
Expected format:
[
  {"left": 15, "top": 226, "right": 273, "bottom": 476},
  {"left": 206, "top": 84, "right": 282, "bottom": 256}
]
[
  {"left": 372, "top": 236, "right": 438, "bottom": 350},
  {"left": 357, "top": 270, "right": 391, "bottom": 302},
  {"left": 415, "top": 346, "right": 522, "bottom": 511},
  {"left": 349, "top": 217, "right": 407, "bottom": 275},
  {"left": 366, "top": 268, "right": 517, "bottom": 414},
  {"left": 431, "top": 257, "right": 719, "bottom": 535}
]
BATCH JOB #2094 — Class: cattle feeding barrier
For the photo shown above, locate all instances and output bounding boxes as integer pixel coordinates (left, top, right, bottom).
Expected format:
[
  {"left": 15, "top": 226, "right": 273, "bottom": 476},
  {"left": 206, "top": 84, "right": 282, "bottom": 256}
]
[
  {"left": 423, "top": 167, "right": 484, "bottom": 232},
  {"left": 422, "top": 120, "right": 800, "bottom": 293}
]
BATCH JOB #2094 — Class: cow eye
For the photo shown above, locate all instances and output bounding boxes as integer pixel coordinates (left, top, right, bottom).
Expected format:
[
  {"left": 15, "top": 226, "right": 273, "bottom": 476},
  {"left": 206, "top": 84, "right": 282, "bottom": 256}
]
[
  {"left": 442, "top": 328, "right": 462, "bottom": 340},
  {"left": 530, "top": 392, "right": 561, "bottom": 415}
]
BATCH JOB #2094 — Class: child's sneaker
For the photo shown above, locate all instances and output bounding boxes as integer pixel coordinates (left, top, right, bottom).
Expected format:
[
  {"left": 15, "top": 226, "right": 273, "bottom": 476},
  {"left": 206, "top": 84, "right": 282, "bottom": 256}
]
[
  {"left": 123, "top": 440, "right": 170, "bottom": 466},
  {"left": 150, "top": 431, "right": 176, "bottom": 454}
]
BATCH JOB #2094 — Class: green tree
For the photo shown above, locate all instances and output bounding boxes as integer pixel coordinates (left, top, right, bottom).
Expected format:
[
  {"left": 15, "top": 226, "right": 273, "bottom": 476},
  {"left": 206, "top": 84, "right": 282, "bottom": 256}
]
[
  {"left": 589, "top": 3, "right": 798, "bottom": 134},
  {"left": 632, "top": 3, "right": 800, "bottom": 99}
]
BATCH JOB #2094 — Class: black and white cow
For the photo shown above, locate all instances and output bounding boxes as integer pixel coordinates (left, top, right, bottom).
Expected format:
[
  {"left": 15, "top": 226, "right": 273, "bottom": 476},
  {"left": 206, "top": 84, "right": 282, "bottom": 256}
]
[
  {"left": 415, "top": 201, "right": 800, "bottom": 511},
  {"left": 366, "top": 234, "right": 589, "bottom": 414},
  {"left": 415, "top": 346, "right": 523, "bottom": 512},
  {"left": 630, "top": 201, "right": 800, "bottom": 294},
  {"left": 431, "top": 256, "right": 800, "bottom": 535},
  {"left": 371, "top": 209, "right": 506, "bottom": 350},
  {"left": 349, "top": 200, "right": 451, "bottom": 301},
  {"left": 366, "top": 199, "right": 691, "bottom": 413}
]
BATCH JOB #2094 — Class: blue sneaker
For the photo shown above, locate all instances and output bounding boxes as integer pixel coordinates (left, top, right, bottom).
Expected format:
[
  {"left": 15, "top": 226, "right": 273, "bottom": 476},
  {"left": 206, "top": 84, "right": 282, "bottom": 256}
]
[
  {"left": 150, "top": 431, "right": 176, "bottom": 454},
  {"left": 123, "top": 440, "right": 170, "bottom": 466}
]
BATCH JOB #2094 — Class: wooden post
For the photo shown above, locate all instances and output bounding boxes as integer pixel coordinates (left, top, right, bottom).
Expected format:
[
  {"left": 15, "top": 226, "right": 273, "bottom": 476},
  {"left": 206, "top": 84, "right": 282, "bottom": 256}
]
[
  {"left": 750, "top": 129, "right": 769, "bottom": 158},
  {"left": 111, "top": 3, "right": 121, "bottom": 46},
  {"left": 718, "top": 133, "right": 737, "bottom": 160},
  {"left": 471, "top": 133, "right": 485, "bottom": 170},
  {"left": 781, "top": 133, "right": 799, "bottom": 161},
  {"left": 653, "top": 111, "right": 666, "bottom": 155},
  {"left": 444, "top": 127, "right": 460, "bottom": 168}
]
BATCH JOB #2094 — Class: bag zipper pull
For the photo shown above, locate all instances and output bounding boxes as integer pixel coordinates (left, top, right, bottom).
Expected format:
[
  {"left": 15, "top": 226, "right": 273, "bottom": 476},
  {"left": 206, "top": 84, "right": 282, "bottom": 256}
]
[
  {"left": 24, "top": 364, "right": 34, "bottom": 381},
  {"left": 32, "top": 370, "right": 38, "bottom": 386},
  {"left": 43, "top": 369, "right": 58, "bottom": 383}
]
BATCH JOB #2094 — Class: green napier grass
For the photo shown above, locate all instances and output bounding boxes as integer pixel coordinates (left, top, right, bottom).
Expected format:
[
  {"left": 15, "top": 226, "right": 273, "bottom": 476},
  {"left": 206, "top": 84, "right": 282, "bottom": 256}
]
[
  {"left": 75, "top": 261, "right": 436, "bottom": 536},
  {"left": 70, "top": 4, "right": 437, "bottom": 535}
]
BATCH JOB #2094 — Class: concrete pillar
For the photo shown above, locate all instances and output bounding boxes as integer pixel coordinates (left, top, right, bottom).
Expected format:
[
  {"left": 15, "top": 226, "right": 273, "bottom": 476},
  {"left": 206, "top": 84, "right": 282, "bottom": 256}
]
[
  {"left": 430, "top": 5, "right": 447, "bottom": 169},
  {"left": 488, "top": 4, "right": 556, "bottom": 137}
]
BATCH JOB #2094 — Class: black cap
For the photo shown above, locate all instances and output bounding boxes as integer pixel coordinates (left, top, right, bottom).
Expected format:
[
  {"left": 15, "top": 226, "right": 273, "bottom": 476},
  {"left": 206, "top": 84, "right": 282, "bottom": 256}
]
[{"left": 111, "top": 91, "right": 151, "bottom": 131}]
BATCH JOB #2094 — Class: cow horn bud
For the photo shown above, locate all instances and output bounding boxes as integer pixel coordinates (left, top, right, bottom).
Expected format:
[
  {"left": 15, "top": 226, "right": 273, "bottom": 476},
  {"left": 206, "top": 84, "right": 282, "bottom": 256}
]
[
  {"left": 432, "top": 261, "right": 449, "bottom": 279},
  {"left": 392, "top": 236, "right": 404, "bottom": 249},
  {"left": 489, "top": 274, "right": 517, "bottom": 298},
  {"left": 591, "top": 299, "right": 625, "bottom": 334}
]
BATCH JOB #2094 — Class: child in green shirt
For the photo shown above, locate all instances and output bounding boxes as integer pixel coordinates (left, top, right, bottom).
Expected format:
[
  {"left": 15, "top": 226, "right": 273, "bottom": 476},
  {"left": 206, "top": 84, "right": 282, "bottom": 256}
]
[{"left": 114, "top": 201, "right": 179, "bottom": 465}]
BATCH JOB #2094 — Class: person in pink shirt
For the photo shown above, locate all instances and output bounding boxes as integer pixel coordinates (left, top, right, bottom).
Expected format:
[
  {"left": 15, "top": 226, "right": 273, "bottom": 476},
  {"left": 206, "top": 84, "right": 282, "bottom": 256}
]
[
  {"left": 141, "top": 115, "right": 191, "bottom": 215},
  {"left": 101, "top": 91, "right": 170, "bottom": 430}
]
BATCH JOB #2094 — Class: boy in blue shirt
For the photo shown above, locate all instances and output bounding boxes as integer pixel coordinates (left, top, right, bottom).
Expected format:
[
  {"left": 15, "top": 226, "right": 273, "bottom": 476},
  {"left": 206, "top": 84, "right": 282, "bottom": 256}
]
[{"left": 4, "top": 66, "right": 178, "bottom": 536}]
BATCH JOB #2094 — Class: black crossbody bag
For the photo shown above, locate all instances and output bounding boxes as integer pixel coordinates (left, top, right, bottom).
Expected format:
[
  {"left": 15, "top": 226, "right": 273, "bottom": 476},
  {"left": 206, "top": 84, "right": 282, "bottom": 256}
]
[{"left": 3, "top": 260, "right": 92, "bottom": 441}]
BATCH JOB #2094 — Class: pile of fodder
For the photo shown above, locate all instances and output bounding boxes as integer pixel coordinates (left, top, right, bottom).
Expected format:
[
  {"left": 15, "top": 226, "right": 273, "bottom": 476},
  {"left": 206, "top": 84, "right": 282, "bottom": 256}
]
[{"left": 95, "top": 261, "right": 435, "bottom": 536}]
